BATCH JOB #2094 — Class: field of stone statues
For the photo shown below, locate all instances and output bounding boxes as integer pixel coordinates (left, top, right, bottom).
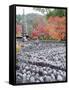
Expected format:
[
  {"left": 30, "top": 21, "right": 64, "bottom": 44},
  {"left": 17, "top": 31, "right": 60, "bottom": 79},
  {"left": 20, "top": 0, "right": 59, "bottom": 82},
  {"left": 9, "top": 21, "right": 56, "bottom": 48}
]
[{"left": 16, "top": 40, "right": 66, "bottom": 83}]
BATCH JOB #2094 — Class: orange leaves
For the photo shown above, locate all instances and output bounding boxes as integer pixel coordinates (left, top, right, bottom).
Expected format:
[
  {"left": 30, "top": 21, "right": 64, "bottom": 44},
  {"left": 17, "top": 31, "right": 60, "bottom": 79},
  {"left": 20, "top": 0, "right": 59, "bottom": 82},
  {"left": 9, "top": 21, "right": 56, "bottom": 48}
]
[
  {"left": 37, "top": 24, "right": 46, "bottom": 35},
  {"left": 31, "top": 16, "right": 66, "bottom": 40},
  {"left": 31, "top": 17, "right": 47, "bottom": 39},
  {"left": 48, "top": 16, "right": 66, "bottom": 25},
  {"left": 47, "top": 16, "right": 66, "bottom": 40},
  {"left": 31, "top": 30, "right": 39, "bottom": 37},
  {"left": 16, "top": 16, "right": 66, "bottom": 41},
  {"left": 16, "top": 23, "right": 22, "bottom": 37},
  {"left": 16, "top": 23, "right": 22, "bottom": 33}
]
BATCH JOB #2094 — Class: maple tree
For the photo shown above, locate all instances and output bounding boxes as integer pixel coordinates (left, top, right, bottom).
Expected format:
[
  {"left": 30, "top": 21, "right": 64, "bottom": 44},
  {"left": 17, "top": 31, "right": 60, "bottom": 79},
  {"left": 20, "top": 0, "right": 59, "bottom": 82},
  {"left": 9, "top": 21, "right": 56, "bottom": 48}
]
[
  {"left": 31, "top": 16, "right": 47, "bottom": 39},
  {"left": 16, "top": 23, "right": 22, "bottom": 37},
  {"left": 31, "top": 16, "right": 66, "bottom": 41},
  {"left": 32, "top": 8, "right": 66, "bottom": 41},
  {"left": 47, "top": 16, "right": 66, "bottom": 40}
]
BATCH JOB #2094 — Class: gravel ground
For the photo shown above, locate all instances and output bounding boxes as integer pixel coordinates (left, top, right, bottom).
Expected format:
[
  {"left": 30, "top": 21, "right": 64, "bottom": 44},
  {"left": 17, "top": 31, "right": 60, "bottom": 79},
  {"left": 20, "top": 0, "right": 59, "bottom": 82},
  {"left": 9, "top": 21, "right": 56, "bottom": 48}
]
[{"left": 16, "top": 40, "right": 66, "bottom": 84}]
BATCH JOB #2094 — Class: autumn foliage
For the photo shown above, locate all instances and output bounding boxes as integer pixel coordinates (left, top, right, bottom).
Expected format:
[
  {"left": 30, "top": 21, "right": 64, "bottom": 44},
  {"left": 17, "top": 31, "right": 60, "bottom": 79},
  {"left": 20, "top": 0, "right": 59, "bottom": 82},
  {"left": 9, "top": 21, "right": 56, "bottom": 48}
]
[
  {"left": 16, "top": 23, "right": 22, "bottom": 37},
  {"left": 31, "top": 16, "right": 47, "bottom": 39},
  {"left": 31, "top": 16, "right": 66, "bottom": 41}
]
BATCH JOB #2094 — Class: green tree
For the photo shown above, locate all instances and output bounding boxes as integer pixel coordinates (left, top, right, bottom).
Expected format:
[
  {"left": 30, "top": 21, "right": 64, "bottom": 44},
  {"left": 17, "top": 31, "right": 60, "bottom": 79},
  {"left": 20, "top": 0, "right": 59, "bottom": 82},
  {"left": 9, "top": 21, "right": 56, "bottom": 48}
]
[
  {"left": 46, "top": 9, "right": 66, "bottom": 18},
  {"left": 16, "top": 15, "right": 22, "bottom": 23},
  {"left": 33, "top": 8, "right": 66, "bottom": 19}
]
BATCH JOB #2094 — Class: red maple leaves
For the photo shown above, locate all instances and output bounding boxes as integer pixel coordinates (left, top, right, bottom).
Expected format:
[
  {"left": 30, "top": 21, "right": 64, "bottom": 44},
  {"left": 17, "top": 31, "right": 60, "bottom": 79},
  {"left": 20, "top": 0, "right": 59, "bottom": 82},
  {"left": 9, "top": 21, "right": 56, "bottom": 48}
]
[
  {"left": 16, "top": 23, "right": 22, "bottom": 37},
  {"left": 31, "top": 16, "right": 66, "bottom": 41}
]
